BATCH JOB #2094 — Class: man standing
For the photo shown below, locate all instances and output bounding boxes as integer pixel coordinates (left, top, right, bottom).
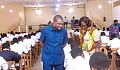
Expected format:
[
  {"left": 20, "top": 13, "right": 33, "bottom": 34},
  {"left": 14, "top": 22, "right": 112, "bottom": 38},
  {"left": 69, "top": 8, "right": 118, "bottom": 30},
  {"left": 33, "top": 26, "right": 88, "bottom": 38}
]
[
  {"left": 40, "top": 15, "right": 68, "bottom": 70},
  {"left": 109, "top": 20, "right": 119, "bottom": 38},
  {"left": 64, "top": 16, "right": 68, "bottom": 29},
  {"left": 71, "top": 16, "right": 76, "bottom": 24}
]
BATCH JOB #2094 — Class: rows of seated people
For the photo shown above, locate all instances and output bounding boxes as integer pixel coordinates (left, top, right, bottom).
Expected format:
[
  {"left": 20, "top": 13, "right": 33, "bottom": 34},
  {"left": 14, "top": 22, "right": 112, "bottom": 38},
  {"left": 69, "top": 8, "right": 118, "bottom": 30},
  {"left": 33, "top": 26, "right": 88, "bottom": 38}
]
[
  {"left": 0, "top": 27, "right": 118, "bottom": 70},
  {"left": 69, "top": 27, "right": 120, "bottom": 69},
  {"left": 0, "top": 36, "right": 112, "bottom": 70},
  {"left": 70, "top": 27, "right": 109, "bottom": 37},
  {"left": 0, "top": 30, "right": 41, "bottom": 70},
  {"left": 63, "top": 38, "right": 110, "bottom": 70}
]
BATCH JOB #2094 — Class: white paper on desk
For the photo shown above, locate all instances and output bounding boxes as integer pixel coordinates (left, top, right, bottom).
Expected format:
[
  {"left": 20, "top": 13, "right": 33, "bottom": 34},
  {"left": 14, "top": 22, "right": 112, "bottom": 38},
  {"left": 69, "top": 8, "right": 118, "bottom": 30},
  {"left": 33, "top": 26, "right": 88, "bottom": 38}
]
[{"left": 117, "top": 48, "right": 120, "bottom": 55}]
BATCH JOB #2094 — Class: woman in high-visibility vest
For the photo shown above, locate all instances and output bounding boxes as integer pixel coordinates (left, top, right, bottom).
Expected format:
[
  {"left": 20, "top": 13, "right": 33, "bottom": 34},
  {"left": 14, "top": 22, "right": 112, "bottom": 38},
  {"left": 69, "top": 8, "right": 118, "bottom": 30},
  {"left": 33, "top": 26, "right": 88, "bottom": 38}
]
[{"left": 79, "top": 16, "right": 101, "bottom": 53}]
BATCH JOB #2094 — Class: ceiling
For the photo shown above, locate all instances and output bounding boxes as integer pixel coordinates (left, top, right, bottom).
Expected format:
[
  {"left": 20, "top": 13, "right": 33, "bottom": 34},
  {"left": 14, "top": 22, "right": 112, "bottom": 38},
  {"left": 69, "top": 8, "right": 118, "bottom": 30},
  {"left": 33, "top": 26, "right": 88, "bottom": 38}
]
[{"left": 0, "top": 0, "right": 90, "bottom": 7}]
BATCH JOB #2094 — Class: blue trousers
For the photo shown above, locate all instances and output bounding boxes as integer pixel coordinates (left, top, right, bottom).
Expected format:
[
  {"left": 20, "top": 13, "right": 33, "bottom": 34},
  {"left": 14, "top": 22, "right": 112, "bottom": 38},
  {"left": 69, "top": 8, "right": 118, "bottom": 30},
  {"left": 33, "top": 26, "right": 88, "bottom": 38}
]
[{"left": 43, "top": 63, "right": 64, "bottom": 70}]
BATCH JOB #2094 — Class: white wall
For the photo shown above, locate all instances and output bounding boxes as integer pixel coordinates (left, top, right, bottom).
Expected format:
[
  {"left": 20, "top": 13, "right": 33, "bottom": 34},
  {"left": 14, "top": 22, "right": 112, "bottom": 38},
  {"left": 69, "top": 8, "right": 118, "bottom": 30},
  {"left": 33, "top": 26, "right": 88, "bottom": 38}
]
[
  {"left": 0, "top": 3, "right": 22, "bottom": 33},
  {"left": 112, "top": 0, "right": 120, "bottom": 22},
  {"left": 85, "top": 0, "right": 113, "bottom": 28},
  {"left": 25, "top": 5, "right": 85, "bottom": 25}
]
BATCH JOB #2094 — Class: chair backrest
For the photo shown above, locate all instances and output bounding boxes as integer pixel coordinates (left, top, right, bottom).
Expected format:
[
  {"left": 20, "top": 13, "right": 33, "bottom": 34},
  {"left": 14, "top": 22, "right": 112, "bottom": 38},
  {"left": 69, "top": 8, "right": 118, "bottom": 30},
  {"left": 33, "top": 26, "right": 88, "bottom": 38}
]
[
  {"left": 0, "top": 45, "right": 2, "bottom": 51},
  {"left": 110, "top": 49, "right": 117, "bottom": 70},
  {"left": 28, "top": 49, "right": 32, "bottom": 69},
  {"left": 20, "top": 54, "right": 30, "bottom": 70},
  {"left": 101, "top": 44, "right": 108, "bottom": 55}
]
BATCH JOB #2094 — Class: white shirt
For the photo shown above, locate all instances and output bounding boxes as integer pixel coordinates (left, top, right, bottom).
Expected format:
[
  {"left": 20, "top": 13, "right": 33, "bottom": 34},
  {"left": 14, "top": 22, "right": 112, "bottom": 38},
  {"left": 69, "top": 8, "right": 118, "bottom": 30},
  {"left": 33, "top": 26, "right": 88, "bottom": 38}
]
[
  {"left": 0, "top": 56, "right": 8, "bottom": 70},
  {"left": 15, "top": 34, "right": 19, "bottom": 38},
  {"left": 64, "top": 51, "right": 90, "bottom": 68},
  {"left": 108, "top": 38, "right": 120, "bottom": 55},
  {"left": 66, "top": 56, "right": 90, "bottom": 70},
  {"left": 64, "top": 44, "right": 72, "bottom": 67},
  {"left": 64, "top": 53, "right": 72, "bottom": 67},
  {"left": 8, "top": 34, "right": 15, "bottom": 41},
  {"left": 23, "top": 33, "right": 28, "bottom": 37},
  {"left": 31, "top": 35, "right": 38, "bottom": 42},
  {"left": 64, "top": 18, "right": 68, "bottom": 22},
  {"left": 101, "top": 36, "right": 110, "bottom": 46},
  {"left": 63, "top": 44, "right": 71, "bottom": 55},
  {"left": 36, "top": 32, "right": 41, "bottom": 40},
  {"left": 19, "top": 41, "right": 28, "bottom": 53},
  {"left": 2, "top": 37, "right": 9, "bottom": 43},
  {"left": 10, "top": 43, "right": 23, "bottom": 54},
  {"left": 99, "top": 30, "right": 103, "bottom": 34},
  {"left": 70, "top": 30, "right": 74, "bottom": 36},
  {"left": 105, "top": 31, "right": 109, "bottom": 36},
  {"left": 23, "top": 39, "right": 35, "bottom": 51},
  {"left": 107, "top": 38, "right": 120, "bottom": 48},
  {"left": 0, "top": 41, "right": 3, "bottom": 45},
  {"left": 83, "top": 51, "right": 90, "bottom": 63},
  {"left": 7, "top": 34, "right": 10, "bottom": 37},
  {"left": 73, "top": 32, "right": 80, "bottom": 36}
]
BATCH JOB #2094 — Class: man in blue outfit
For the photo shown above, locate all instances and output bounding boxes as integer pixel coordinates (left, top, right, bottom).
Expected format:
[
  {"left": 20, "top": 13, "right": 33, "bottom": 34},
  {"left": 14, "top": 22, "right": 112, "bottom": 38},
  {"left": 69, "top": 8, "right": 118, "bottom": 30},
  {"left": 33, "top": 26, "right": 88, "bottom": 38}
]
[{"left": 40, "top": 15, "right": 68, "bottom": 70}]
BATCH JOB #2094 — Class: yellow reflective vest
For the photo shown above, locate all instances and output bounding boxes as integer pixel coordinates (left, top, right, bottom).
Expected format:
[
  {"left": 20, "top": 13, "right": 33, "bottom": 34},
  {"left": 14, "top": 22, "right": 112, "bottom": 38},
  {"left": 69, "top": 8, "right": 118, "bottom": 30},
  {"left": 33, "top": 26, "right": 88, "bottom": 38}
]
[{"left": 79, "top": 26, "right": 97, "bottom": 52}]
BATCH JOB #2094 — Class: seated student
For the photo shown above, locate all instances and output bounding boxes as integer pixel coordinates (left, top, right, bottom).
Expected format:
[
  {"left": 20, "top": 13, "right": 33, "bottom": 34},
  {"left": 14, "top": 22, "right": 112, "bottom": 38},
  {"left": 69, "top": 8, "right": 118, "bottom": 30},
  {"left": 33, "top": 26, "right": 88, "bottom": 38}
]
[
  {"left": 31, "top": 33, "right": 38, "bottom": 43},
  {"left": 101, "top": 32, "right": 110, "bottom": 46},
  {"left": 107, "top": 33, "right": 120, "bottom": 49},
  {"left": 64, "top": 41, "right": 79, "bottom": 67},
  {"left": 106, "top": 28, "right": 109, "bottom": 36},
  {"left": 98, "top": 27, "right": 105, "bottom": 34},
  {"left": 73, "top": 29, "right": 80, "bottom": 36},
  {"left": 8, "top": 31, "right": 15, "bottom": 42},
  {"left": 28, "top": 34, "right": 35, "bottom": 47},
  {"left": 0, "top": 42, "right": 21, "bottom": 63},
  {"left": 23, "top": 35, "right": 35, "bottom": 51},
  {"left": 98, "top": 29, "right": 103, "bottom": 34},
  {"left": 71, "top": 16, "right": 76, "bottom": 24},
  {"left": 66, "top": 47, "right": 90, "bottom": 70},
  {"left": 89, "top": 52, "right": 110, "bottom": 70},
  {"left": 10, "top": 38, "right": 23, "bottom": 55},
  {"left": 70, "top": 29, "right": 74, "bottom": 37},
  {"left": 64, "top": 40, "right": 90, "bottom": 67},
  {"left": 35, "top": 30, "right": 41, "bottom": 40},
  {"left": 107, "top": 33, "right": 120, "bottom": 59},
  {"left": 0, "top": 56, "right": 8, "bottom": 70},
  {"left": 63, "top": 38, "right": 74, "bottom": 55},
  {"left": 1, "top": 33, "right": 9, "bottom": 44},
  {"left": 18, "top": 36, "right": 28, "bottom": 53}
]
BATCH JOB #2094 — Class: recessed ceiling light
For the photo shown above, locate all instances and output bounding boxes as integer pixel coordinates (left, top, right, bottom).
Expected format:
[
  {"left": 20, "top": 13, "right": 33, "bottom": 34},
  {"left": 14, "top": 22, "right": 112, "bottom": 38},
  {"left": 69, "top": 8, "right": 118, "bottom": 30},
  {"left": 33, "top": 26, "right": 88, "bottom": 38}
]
[
  {"left": 10, "top": 10, "right": 13, "bottom": 12},
  {"left": 68, "top": 8, "right": 73, "bottom": 13},
  {"left": 56, "top": 4, "right": 60, "bottom": 7},
  {"left": 109, "top": 1, "right": 112, "bottom": 3},
  {"left": 58, "top": 0, "right": 60, "bottom": 1},
  {"left": 36, "top": 10, "right": 42, "bottom": 15},
  {"left": 98, "top": 5, "right": 102, "bottom": 9},
  {"left": 55, "top": 8, "right": 58, "bottom": 11},
  {"left": 1, "top": 6, "right": 4, "bottom": 9}
]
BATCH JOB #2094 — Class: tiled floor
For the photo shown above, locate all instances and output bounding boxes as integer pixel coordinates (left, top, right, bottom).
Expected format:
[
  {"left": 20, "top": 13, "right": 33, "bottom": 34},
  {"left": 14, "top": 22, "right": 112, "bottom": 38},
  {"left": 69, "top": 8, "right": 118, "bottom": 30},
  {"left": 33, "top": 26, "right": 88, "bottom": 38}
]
[{"left": 32, "top": 55, "right": 43, "bottom": 70}]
